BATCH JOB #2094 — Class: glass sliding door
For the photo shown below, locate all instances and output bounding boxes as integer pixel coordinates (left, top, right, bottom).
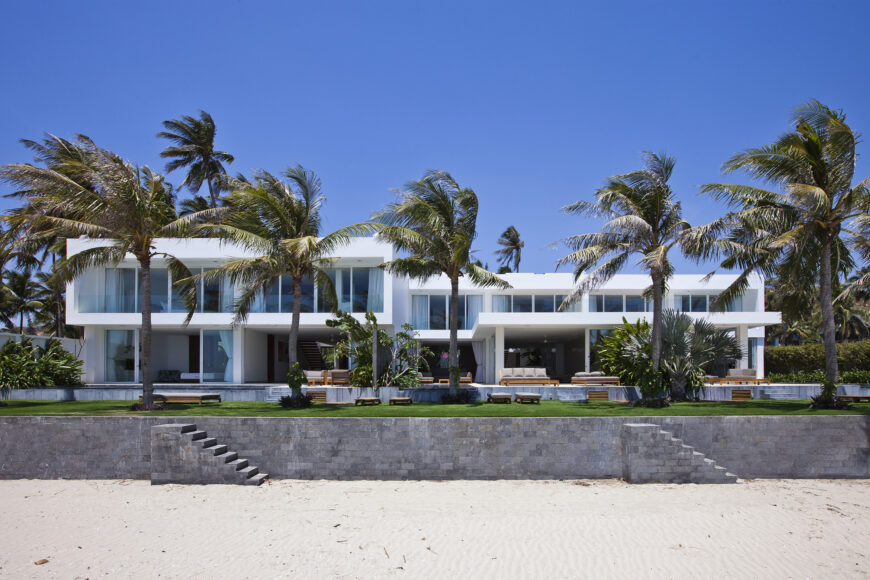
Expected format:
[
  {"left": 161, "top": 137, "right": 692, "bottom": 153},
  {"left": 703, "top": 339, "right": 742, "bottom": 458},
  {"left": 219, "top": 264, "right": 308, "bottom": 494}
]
[
  {"left": 105, "top": 330, "right": 136, "bottom": 382},
  {"left": 202, "top": 330, "right": 232, "bottom": 382},
  {"left": 411, "top": 295, "right": 428, "bottom": 329},
  {"left": 429, "top": 295, "right": 447, "bottom": 330}
]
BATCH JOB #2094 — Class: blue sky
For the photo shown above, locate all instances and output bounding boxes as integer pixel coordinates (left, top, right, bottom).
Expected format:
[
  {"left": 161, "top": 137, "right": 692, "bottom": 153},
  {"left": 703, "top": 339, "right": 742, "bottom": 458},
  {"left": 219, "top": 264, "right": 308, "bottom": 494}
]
[{"left": 1, "top": 0, "right": 868, "bottom": 274}]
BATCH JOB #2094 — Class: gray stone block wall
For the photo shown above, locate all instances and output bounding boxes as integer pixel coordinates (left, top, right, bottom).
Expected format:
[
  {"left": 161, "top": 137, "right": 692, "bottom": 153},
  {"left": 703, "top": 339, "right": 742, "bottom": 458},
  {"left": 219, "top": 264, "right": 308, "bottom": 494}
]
[
  {"left": 621, "top": 423, "right": 736, "bottom": 483},
  {"left": 1, "top": 416, "right": 868, "bottom": 481}
]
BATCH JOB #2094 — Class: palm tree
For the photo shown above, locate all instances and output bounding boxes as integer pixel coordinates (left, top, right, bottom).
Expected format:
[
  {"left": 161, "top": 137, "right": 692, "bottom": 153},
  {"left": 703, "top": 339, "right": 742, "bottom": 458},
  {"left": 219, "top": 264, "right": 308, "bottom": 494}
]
[
  {"left": 158, "top": 111, "right": 234, "bottom": 209},
  {"left": 495, "top": 225, "right": 524, "bottom": 272},
  {"left": 557, "top": 152, "right": 707, "bottom": 370},
  {"left": 1, "top": 269, "right": 44, "bottom": 335},
  {"left": 194, "top": 166, "right": 376, "bottom": 368},
  {"left": 658, "top": 310, "right": 742, "bottom": 400},
  {"left": 0, "top": 134, "right": 197, "bottom": 405},
  {"left": 375, "top": 170, "right": 510, "bottom": 393},
  {"left": 701, "top": 100, "right": 870, "bottom": 400}
]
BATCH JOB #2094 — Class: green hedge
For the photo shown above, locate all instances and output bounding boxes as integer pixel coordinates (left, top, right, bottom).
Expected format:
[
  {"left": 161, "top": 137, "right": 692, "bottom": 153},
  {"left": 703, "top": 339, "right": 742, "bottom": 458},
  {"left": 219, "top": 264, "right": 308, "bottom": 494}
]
[
  {"left": 764, "top": 340, "right": 870, "bottom": 375},
  {"left": 767, "top": 370, "right": 870, "bottom": 384}
]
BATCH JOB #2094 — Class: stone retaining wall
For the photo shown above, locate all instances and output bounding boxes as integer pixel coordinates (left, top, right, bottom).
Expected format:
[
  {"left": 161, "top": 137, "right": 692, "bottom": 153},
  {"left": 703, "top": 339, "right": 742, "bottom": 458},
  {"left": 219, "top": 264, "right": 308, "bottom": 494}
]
[{"left": 1, "top": 416, "right": 868, "bottom": 480}]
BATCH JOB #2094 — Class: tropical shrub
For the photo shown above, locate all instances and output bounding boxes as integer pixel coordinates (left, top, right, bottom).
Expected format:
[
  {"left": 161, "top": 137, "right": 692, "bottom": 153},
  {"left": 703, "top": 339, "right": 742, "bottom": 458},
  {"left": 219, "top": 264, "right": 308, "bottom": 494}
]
[
  {"left": 0, "top": 338, "right": 84, "bottom": 398},
  {"left": 279, "top": 362, "right": 311, "bottom": 408},
  {"left": 598, "top": 319, "right": 666, "bottom": 401},
  {"left": 764, "top": 340, "right": 870, "bottom": 375},
  {"left": 326, "top": 311, "right": 432, "bottom": 389}
]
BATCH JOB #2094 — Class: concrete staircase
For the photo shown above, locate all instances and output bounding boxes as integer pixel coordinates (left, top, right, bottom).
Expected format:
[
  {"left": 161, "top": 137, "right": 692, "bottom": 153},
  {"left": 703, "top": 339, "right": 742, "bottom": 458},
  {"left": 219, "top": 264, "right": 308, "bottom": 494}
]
[
  {"left": 300, "top": 341, "right": 325, "bottom": 370},
  {"left": 621, "top": 423, "right": 738, "bottom": 484},
  {"left": 151, "top": 423, "right": 268, "bottom": 485},
  {"left": 265, "top": 386, "right": 291, "bottom": 403}
]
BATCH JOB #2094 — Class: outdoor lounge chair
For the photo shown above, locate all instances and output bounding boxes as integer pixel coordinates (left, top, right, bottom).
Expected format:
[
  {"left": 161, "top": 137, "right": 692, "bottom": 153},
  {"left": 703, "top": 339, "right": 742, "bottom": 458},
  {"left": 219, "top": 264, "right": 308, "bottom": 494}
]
[
  {"left": 499, "top": 368, "right": 558, "bottom": 386},
  {"left": 304, "top": 370, "right": 326, "bottom": 385},
  {"left": 720, "top": 369, "right": 770, "bottom": 385},
  {"left": 571, "top": 371, "right": 621, "bottom": 385},
  {"left": 418, "top": 372, "right": 435, "bottom": 384},
  {"left": 487, "top": 392, "right": 513, "bottom": 403},
  {"left": 328, "top": 369, "right": 350, "bottom": 385},
  {"left": 437, "top": 371, "right": 473, "bottom": 385}
]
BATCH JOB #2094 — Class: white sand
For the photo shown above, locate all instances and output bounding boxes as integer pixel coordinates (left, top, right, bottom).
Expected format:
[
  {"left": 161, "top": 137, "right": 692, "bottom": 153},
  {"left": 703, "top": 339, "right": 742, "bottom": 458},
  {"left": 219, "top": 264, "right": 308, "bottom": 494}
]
[{"left": 0, "top": 479, "right": 868, "bottom": 579}]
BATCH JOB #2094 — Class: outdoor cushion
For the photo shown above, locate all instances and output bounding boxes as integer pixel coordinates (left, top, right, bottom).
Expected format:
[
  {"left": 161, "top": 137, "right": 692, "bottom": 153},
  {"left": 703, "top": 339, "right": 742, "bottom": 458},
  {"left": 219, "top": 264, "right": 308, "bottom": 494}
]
[
  {"left": 573, "top": 371, "right": 605, "bottom": 378},
  {"left": 727, "top": 369, "right": 756, "bottom": 378},
  {"left": 534, "top": 368, "right": 548, "bottom": 378}
]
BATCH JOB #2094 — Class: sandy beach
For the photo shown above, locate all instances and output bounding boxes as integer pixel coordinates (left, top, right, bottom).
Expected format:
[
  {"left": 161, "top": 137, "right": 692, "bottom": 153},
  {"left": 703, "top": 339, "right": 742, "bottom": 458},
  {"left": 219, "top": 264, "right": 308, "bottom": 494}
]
[{"left": 0, "top": 478, "right": 868, "bottom": 579}]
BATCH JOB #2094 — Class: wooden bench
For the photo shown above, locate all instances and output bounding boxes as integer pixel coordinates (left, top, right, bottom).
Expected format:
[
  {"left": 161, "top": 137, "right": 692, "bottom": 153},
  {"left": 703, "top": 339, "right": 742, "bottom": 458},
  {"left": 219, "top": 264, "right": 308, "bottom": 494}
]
[
  {"left": 514, "top": 393, "right": 542, "bottom": 404},
  {"left": 354, "top": 397, "right": 381, "bottom": 406},
  {"left": 571, "top": 377, "right": 621, "bottom": 386},
  {"left": 708, "top": 377, "right": 770, "bottom": 386},
  {"left": 305, "top": 390, "right": 327, "bottom": 403},
  {"left": 139, "top": 393, "right": 222, "bottom": 405},
  {"left": 487, "top": 393, "right": 513, "bottom": 404},
  {"left": 837, "top": 395, "right": 870, "bottom": 403},
  {"left": 587, "top": 390, "right": 610, "bottom": 402},
  {"left": 731, "top": 389, "right": 753, "bottom": 401},
  {"left": 499, "top": 378, "right": 559, "bottom": 386},
  {"left": 389, "top": 397, "right": 413, "bottom": 405}
]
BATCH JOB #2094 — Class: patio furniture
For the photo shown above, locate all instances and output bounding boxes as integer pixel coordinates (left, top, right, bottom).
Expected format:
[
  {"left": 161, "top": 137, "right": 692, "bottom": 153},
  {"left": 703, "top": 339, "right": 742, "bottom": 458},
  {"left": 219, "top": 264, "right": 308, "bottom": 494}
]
[
  {"left": 305, "top": 390, "right": 327, "bottom": 402},
  {"left": 354, "top": 397, "right": 381, "bottom": 406},
  {"left": 837, "top": 395, "right": 870, "bottom": 403},
  {"left": 731, "top": 389, "right": 753, "bottom": 401},
  {"left": 713, "top": 369, "right": 769, "bottom": 385},
  {"left": 514, "top": 392, "right": 542, "bottom": 404},
  {"left": 487, "top": 392, "right": 513, "bottom": 403},
  {"left": 571, "top": 371, "right": 621, "bottom": 385},
  {"left": 499, "top": 368, "right": 558, "bottom": 386},
  {"left": 437, "top": 372, "right": 473, "bottom": 385},
  {"left": 139, "top": 392, "right": 222, "bottom": 405},
  {"left": 586, "top": 390, "right": 610, "bottom": 402},
  {"left": 418, "top": 372, "right": 435, "bottom": 384},
  {"left": 389, "top": 397, "right": 413, "bottom": 405},
  {"left": 304, "top": 370, "right": 327, "bottom": 385},
  {"left": 328, "top": 370, "right": 351, "bottom": 385}
]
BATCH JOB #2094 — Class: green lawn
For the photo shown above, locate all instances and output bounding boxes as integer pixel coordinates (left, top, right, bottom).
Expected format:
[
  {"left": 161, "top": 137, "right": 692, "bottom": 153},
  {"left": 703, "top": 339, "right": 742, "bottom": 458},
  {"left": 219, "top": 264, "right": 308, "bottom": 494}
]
[{"left": 0, "top": 399, "right": 867, "bottom": 417}]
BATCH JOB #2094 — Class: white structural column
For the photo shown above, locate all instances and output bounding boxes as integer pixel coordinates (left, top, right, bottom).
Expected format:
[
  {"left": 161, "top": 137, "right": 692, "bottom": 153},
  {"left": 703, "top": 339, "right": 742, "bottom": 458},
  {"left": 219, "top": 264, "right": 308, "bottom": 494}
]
[
  {"left": 494, "top": 326, "right": 504, "bottom": 385},
  {"left": 233, "top": 326, "right": 245, "bottom": 384},
  {"left": 584, "top": 330, "right": 591, "bottom": 373},
  {"left": 736, "top": 326, "right": 749, "bottom": 370}
]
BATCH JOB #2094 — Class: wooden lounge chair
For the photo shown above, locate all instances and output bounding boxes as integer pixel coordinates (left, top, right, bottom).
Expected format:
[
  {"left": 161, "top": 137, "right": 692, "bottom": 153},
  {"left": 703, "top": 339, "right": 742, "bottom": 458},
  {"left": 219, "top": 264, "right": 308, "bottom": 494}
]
[
  {"left": 499, "top": 368, "right": 558, "bottom": 386},
  {"left": 389, "top": 397, "right": 412, "bottom": 405},
  {"left": 305, "top": 390, "right": 327, "bottom": 403},
  {"left": 328, "top": 370, "right": 350, "bottom": 385},
  {"left": 437, "top": 372, "right": 473, "bottom": 385},
  {"left": 354, "top": 397, "right": 381, "bottom": 406},
  {"left": 571, "top": 371, "right": 621, "bottom": 386},
  {"left": 304, "top": 370, "right": 327, "bottom": 386},
  {"left": 487, "top": 392, "right": 512, "bottom": 403},
  {"left": 514, "top": 392, "right": 542, "bottom": 404},
  {"left": 837, "top": 394, "right": 870, "bottom": 403},
  {"left": 731, "top": 389, "right": 752, "bottom": 401},
  {"left": 418, "top": 372, "right": 435, "bottom": 384},
  {"left": 139, "top": 392, "right": 222, "bottom": 405},
  {"left": 586, "top": 390, "right": 610, "bottom": 402}
]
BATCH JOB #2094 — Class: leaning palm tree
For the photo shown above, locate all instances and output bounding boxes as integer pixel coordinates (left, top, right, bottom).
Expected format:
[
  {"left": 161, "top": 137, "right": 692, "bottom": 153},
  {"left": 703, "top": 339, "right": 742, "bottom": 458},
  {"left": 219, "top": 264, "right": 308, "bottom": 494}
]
[
  {"left": 557, "top": 152, "right": 706, "bottom": 369},
  {"left": 1, "top": 269, "right": 44, "bottom": 336},
  {"left": 158, "top": 110, "right": 234, "bottom": 208},
  {"left": 195, "top": 166, "right": 376, "bottom": 368},
  {"left": 495, "top": 225, "right": 524, "bottom": 273},
  {"left": 0, "top": 134, "right": 197, "bottom": 405},
  {"left": 375, "top": 170, "right": 510, "bottom": 393},
  {"left": 701, "top": 100, "right": 870, "bottom": 401}
]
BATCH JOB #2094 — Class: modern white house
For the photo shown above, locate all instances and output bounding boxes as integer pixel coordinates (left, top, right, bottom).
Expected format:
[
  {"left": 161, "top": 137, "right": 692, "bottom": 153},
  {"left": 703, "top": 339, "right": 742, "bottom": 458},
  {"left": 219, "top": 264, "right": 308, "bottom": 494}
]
[{"left": 68, "top": 237, "right": 781, "bottom": 385}]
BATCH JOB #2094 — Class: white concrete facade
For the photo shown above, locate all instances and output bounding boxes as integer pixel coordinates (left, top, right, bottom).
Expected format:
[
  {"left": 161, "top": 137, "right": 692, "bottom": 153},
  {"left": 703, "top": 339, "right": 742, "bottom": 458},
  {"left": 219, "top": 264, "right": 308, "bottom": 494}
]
[{"left": 67, "top": 237, "right": 780, "bottom": 384}]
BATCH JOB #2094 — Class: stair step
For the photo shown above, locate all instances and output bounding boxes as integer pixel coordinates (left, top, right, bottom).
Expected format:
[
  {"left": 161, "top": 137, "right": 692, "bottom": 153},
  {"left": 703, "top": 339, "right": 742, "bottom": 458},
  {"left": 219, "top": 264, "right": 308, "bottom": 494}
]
[
  {"left": 246, "top": 473, "right": 269, "bottom": 486},
  {"left": 218, "top": 451, "right": 238, "bottom": 463},
  {"left": 179, "top": 424, "right": 197, "bottom": 433},
  {"left": 228, "top": 458, "right": 249, "bottom": 471},
  {"left": 209, "top": 444, "right": 228, "bottom": 456},
  {"left": 187, "top": 430, "right": 207, "bottom": 441},
  {"left": 238, "top": 465, "right": 259, "bottom": 478},
  {"left": 196, "top": 437, "right": 217, "bottom": 448}
]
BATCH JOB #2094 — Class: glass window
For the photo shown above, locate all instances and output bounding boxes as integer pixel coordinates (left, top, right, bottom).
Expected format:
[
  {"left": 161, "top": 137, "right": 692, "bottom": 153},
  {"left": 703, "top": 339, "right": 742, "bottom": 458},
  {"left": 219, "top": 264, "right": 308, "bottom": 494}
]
[
  {"left": 201, "top": 269, "right": 221, "bottom": 313},
  {"left": 149, "top": 269, "right": 169, "bottom": 313},
  {"left": 512, "top": 295, "right": 532, "bottom": 313},
  {"left": 534, "top": 295, "right": 555, "bottom": 312},
  {"left": 202, "top": 330, "right": 233, "bottom": 382},
  {"left": 691, "top": 295, "right": 707, "bottom": 312},
  {"left": 105, "top": 330, "right": 136, "bottom": 382},
  {"left": 365, "top": 268, "right": 384, "bottom": 312},
  {"left": 455, "top": 295, "right": 467, "bottom": 330},
  {"left": 492, "top": 295, "right": 510, "bottom": 313},
  {"left": 411, "top": 295, "right": 428, "bottom": 329},
  {"left": 169, "top": 271, "right": 188, "bottom": 313},
  {"left": 589, "top": 328, "right": 613, "bottom": 371},
  {"left": 625, "top": 295, "right": 645, "bottom": 312},
  {"left": 281, "top": 275, "right": 315, "bottom": 313},
  {"left": 104, "top": 268, "right": 137, "bottom": 313},
  {"left": 604, "top": 295, "right": 623, "bottom": 312},
  {"left": 723, "top": 295, "right": 743, "bottom": 312},
  {"left": 465, "top": 295, "right": 482, "bottom": 329},
  {"left": 352, "top": 268, "right": 369, "bottom": 313},
  {"left": 429, "top": 295, "right": 447, "bottom": 330},
  {"left": 589, "top": 295, "right": 603, "bottom": 312}
]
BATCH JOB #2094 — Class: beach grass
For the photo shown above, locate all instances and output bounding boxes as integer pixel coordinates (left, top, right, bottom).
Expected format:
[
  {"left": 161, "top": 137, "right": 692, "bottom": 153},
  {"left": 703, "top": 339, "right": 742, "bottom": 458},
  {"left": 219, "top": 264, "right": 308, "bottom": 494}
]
[{"left": 0, "top": 399, "right": 868, "bottom": 417}]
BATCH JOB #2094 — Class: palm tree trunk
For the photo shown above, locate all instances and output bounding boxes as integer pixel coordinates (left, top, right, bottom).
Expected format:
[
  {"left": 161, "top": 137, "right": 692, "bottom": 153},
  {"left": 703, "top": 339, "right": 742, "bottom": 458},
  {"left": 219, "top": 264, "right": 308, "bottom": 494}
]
[
  {"left": 288, "top": 276, "right": 302, "bottom": 369},
  {"left": 19, "top": 311, "right": 24, "bottom": 337},
  {"left": 448, "top": 276, "right": 459, "bottom": 395},
  {"left": 52, "top": 254, "right": 63, "bottom": 338},
  {"left": 650, "top": 268, "right": 664, "bottom": 369},
  {"left": 139, "top": 257, "right": 154, "bottom": 406},
  {"left": 205, "top": 154, "right": 217, "bottom": 209},
  {"left": 818, "top": 235, "right": 839, "bottom": 398}
]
